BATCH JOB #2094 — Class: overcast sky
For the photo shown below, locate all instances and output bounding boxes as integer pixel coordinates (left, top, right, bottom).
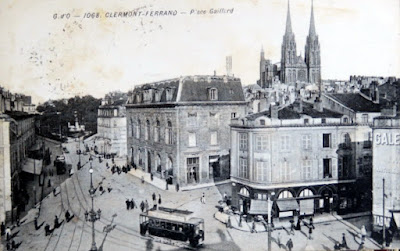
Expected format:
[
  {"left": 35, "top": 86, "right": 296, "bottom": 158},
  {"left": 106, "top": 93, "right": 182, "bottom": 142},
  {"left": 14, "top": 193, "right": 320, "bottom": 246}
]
[{"left": 0, "top": 0, "right": 399, "bottom": 103}]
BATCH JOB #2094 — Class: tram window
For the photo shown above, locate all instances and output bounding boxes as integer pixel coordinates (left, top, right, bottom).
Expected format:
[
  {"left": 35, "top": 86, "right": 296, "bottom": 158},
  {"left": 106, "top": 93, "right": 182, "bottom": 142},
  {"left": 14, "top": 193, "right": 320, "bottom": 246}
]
[
  {"left": 149, "top": 219, "right": 154, "bottom": 225},
  {"left": 166, "top": 223, "right": 172, "bottom": 230},
  {"left": 179, "top": 227, "right": 183, "bottom": 232}
]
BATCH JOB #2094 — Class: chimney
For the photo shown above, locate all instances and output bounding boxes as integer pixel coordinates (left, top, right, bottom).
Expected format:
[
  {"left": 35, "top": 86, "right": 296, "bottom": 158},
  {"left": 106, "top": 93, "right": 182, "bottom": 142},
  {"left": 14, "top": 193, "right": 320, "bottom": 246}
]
[
  {"left": 313, "top": 96, "right": 323, "bottom": 112},
  {"left": 270, "top": 104, "right": 279, "bottom": 119}
]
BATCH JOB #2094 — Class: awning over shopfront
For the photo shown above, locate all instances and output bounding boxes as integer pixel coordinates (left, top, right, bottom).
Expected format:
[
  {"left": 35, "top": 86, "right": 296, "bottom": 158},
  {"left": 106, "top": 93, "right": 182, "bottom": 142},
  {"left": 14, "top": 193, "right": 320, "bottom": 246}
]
[
  {"left": 22, "top": 158, "right": 43, "bottom": 175},
  {"left": 276, "top": 200, "right": 299, "bottom": 212},
  {"left": 249, "top": 199, "right": 269, "bottom": 215}
]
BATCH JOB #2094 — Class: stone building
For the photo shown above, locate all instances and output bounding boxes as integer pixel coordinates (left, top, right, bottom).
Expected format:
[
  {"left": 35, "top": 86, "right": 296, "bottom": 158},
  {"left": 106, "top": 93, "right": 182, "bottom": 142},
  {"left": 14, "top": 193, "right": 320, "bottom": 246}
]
[
  {"left": 0, "top": 111, "right": 36, "bottom": 223},
  {"left": 258, "top": 0, "right": 321, "bottom": 88},
  {"left": 126, "top": 75, "right": 246, "bottom": 186},
  {"left": 97, "top": 93, "right": 128, "bottom": 158},
  {"left": 372, "top": 107, "right": 400, "bottom": 232},
  {"left": 230, "top": 100, "right": 373, "bottom": 218}
]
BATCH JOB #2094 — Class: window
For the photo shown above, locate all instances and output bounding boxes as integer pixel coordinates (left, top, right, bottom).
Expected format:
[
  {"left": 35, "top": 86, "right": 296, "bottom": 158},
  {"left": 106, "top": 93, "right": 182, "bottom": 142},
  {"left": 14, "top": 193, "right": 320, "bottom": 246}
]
[
  {"left": 210, "top": 131, "right": 218, "bottom": 145},
  {"left": 165, "top": 121, "right": 173, "bottom": 145},
  {"left": 231, "top": 112, "right": 237, "bottom": 119},
  {"left": 278, "top": 190, "right": 294, "bottom": 199},
  {"left": 154, "top": 120, "right": 160, "bottom": 142},
  {"left": 255, "top": 161, "right": 268, "bottom": 182},
  {"left": 188, "top": 133, "right": 196, "bottom": 147},
  {"left": 321, "top": 118, "right": 326, "bottom": 124},
  {"left": 187, "top": 113, "right": 197, "bottom": 127},
  {"left": 302, "top": 135, "right": 312, "bottom": 150},
  {"left": 304, "top": 119, "right": 309, "bottom": 125},
  {"left": 136, "top": 119, "right": 141, "bottom": 139},
  {"left": 260, "top": 119, "right": 265, "bottom": 126},
  {"left": 343, "top": 117, "right": 348, "bottom": 123},
  {"left": 239, "top": 158, "right": 248, "bottom": 179},
  {"left": 166, "top": 88, "right": 174, "bottom": 101},
  {"left": 255, "top": 135, "right": 268, "bottom": 151},
  {"left": 239, "top": 133, "right": 248, "bottom": 150},
  {"left": 323, "top": 158, "right": 332, "bottom": 178},
  {"left": 362, "top": 114, "right": 369, "bottom": 123},
  {"left": 323, "top": 133, "right": 331, "bottom": 148},
  {"left": 209, "top": 113, "right": 219, "bottom": 127},
  {"left": 302, "top": 159, "right": 312, "bottom": 180},
  {"left": 145, "top": 120, "right": 150, "bottom": 140},
  {"left": 280, "top": 161, "right": 291, "bottom": 181},
  {"left": 280, "top": 135, "right": 290, "bottom": 151},
  {"left": 209, "top": 88, "right": 218, "bottom": 100}
]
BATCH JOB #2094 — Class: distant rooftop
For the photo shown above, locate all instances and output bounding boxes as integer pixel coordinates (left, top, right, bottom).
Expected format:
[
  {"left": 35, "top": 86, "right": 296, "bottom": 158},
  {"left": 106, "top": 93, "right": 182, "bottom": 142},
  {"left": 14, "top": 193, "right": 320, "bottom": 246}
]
[{"left": 325, "top": 93, "right": 381, "bottom": 112}]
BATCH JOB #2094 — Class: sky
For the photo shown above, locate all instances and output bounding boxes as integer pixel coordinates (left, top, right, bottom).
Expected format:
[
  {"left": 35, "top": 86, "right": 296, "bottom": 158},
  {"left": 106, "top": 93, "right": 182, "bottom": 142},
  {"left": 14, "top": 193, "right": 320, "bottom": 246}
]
[{"left": 0, "top": 0, "right": 399, "bottom": 104}]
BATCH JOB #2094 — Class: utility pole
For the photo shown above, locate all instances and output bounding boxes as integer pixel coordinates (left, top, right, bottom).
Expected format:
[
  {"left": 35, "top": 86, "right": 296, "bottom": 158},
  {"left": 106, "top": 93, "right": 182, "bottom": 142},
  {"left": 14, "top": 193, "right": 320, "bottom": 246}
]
[{"left": 383, "top": 178, "right": 386, "bottom": 247}]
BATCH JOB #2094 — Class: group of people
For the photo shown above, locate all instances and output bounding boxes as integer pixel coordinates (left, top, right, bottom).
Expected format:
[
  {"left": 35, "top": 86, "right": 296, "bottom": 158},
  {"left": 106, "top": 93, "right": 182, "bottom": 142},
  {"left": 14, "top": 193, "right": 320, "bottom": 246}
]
[
  {"left": 137, "top": 193, "right": 162, "bottom": 213},
  {"left": 2, "top": 221, "right": 22, "bottom": 250},
  {"left": 110, "top": 164, "right": 131, "bottom": 175},
  {"left": 125, "top": 199, "right": 136, "bottom": 210}
]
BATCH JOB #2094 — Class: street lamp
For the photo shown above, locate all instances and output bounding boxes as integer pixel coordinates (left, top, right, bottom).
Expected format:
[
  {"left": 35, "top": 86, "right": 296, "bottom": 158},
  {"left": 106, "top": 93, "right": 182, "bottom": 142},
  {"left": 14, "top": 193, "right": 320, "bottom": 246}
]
[
  {"left": 85, "top": 163, "right": 101, "bottom": 251},
  {"left": 267, "top": 191, "right": 275, "bottom": 251}
]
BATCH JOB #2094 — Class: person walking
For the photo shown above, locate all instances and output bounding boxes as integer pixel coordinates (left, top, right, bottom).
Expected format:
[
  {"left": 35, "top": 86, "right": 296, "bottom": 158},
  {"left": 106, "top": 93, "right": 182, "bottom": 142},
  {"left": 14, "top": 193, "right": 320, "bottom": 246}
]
[
  {"left": 341, "top": 233, "right": 349, "bottom": 249},
  {"left": 158, "top": 194, "right": 162, "bottom": 205},
  {"left": 152, "top": 193, "right": 156, "bottom": 202},
  {"left": 5, "top": 226, "right": 11, "bottom": 241},
  {"left": 34, "top": 217, "right": 44, "bottom": 230},
  {"left": 286, "top": 238, "right": 294, "bottom": 251},
  {"left": 360, "top": 225, "right": 367, "bottom": 244},
  {"left": 140, "top": 201, "right": 145, "bottom": 212},
  {"left": 277, "top": 232, "right": 282, "bottom": 248},
  {"left": 251, "top": 221, "right": 256, "bottom": 233},
  {"left": 145, "top": 200, "right": 149, "bottom": 212},
  {"left": 308, "top": 226, "right": 313, "bottom": 240},
  {"left": 44, "top": 224, "right": 52, "bottom": 236},
  {"left": 290, "top": 220, "right": 295, "bottom": 235},
  {"left": 1, "top": 221, "right": 5, "bottom": 236},
  {"left": 126, "top": 199, "right": 130, "bottom": 210},
  {"left": 130, "top": 199, "right": 136, "bottom": 210},
  {"left": 200, "top": 193, "right": 206, "bottom": 204},
  {"left": 296, "top": 218, "right": 301, "bottom": 231}
]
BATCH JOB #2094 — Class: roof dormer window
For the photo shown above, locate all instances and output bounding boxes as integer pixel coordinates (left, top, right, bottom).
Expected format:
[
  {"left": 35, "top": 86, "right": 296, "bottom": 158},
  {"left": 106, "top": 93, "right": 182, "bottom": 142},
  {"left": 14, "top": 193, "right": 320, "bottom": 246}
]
[
  {"left": 209, "top": 88, "right": 218, "bottom": 101},
  {"left": 166, "top": 88, "right": 174, "bottom": 102}
]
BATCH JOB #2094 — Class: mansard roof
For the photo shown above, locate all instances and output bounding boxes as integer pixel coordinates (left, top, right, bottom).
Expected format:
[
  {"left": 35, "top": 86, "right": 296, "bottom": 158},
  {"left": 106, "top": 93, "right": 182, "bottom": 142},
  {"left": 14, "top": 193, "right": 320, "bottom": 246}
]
[
  {"left": 325, "top": 93, "right": 381, "bottom": 112},
  {"left": 127, "top": 75, "right": 245, "bottom": 105}
]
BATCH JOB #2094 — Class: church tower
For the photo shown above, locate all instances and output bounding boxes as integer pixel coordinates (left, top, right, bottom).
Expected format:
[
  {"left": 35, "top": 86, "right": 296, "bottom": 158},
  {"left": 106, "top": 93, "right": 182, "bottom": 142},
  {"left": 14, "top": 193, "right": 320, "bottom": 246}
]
[
  {"left": 305, "top": 0, "right": 321, "bottom": 84},
  {"left": 281, "top": 0, "right": 297, "bottom": 84}
]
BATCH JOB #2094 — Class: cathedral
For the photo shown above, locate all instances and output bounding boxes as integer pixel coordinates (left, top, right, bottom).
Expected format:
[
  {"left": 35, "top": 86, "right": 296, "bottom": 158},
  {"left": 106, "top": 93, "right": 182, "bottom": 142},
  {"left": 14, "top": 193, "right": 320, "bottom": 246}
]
[{"left": 258, "top": 1, "right": 321, "bottom": 88}]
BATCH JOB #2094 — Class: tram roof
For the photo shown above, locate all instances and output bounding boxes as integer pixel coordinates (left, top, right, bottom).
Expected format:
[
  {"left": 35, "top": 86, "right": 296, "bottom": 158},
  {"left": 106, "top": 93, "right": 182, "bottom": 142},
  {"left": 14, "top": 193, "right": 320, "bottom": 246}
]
[{"left": 144, "top": 210, "right": 204, "bottom": 225}]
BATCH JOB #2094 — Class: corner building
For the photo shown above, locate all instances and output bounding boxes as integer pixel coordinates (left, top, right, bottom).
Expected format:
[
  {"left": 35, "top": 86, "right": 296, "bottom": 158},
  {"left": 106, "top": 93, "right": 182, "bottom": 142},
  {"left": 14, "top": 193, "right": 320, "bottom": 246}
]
[
  {"left": 230, "top": 101, "right": 372, "bottom": 218},
  {"left": 126, "top": 76, "right": 246, "bottom": 187}
]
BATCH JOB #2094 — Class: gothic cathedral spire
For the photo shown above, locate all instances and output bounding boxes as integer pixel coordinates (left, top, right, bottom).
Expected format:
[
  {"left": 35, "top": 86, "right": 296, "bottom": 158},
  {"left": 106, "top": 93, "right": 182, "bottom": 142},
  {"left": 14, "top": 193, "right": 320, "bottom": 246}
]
[
  {"left": 285, "top": 0, "right": 293, "bottom": 35},
  {"left": 281, "top": 0, "right": 297, "bottom": 84},
  {"left": 305, "top": 0, "right": 321, "bottom": 84}
]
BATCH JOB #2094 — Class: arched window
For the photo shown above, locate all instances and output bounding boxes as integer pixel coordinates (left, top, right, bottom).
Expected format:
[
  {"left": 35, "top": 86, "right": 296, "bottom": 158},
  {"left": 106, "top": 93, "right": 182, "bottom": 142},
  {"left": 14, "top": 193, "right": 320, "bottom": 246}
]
[
  {"left": 156, "top": 154, "right": 161, "bottom": 173},
  {"left": 239, "top": 187, "right": 250, "bottom": 197},
  {"left": 278, "top": 190, "right": 294, "bottom": 199},
  {"left": 145, "top": 120, "right": 150, "bottom": 140},
  {"left": 165, "top": 121, "right": 173, "bottom": 145},
  {"left": 166, "top": 157, "right": 173, "bottom": 176},
  {"left": 154, "top": 120, "right": 160, "bottom": 142},
  {"left": 299, "top": 189, "right": 314, "bottom": 197}
]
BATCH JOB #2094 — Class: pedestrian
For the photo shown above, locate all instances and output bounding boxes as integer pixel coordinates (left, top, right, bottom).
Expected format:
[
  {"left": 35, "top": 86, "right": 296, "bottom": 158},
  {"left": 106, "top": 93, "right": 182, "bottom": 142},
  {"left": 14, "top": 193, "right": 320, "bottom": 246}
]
[
  {"left": 145, "top": 200, "right": 149, "bottom": 212},
  {"left": 308, "top": 226, "right": 313, "bottom": 240},
  {"left": 54, "top": 215, "right": 64, "bottom": 229},
  {"left": 290, "top": 221, "right": 295, "bottom": 235},
  {"left": 286, "top": 238, "right": 293, "bottom": 251},
  {"left": 150, "top": 173, "right": 154, "bottom": 181},
  {"left": 296, "top": 218, "right": 301, "bottom": 231},
  {"left": 200, "top": 193, "right": 206, "bottom": 204},
  {"left": 6, "top": 226, "right": 11, "bottom": 241},
  {"left": 1, "top": 221, "right": 5, "bottom": 236},
  {"left": 251, "top": 221, "right": 256, "bottom": 233},
  {"left": 47, "top": 179, "right": 51, "bottom": 188},
  {"left": 223, "top": 192, "right": 227, "bottom": 202},
  {"left": 158, "top": 194, "right": 162, "bottom": 204},
  {"left": 65, "top": 210, "right": 74, "bottom": 222},
  {"left": 140, "top": 201, "right": 145, "bottom": 212},
  {"left": 152, "top": 193, "right": 156, "bottom": 201},
  {"left": 53, "top": 188, "right": 57, "bottom": 196},
  {"left": 165, "top": 181, "right": 168, "bottom": 190},
  {"left": 360, "top": 225, "right": 367, "bottom": 244},
  {"left": 227, "top": 216, "right": 232, "bottom": 228},
  {"left": 99, "top": 185, "right": 104, "bottom": 195},
  {"left": 130, "top": 199, "right": 136, "bottom": 210},
  {"left": 341, "top": 233, "right": 348, "bottom": 249},
  {"left": 107, "top": 186, "right": 112, "bottom": 193},
  {"left": 277, "top": 232, "right": 282, "bottom": 248},
  {"left": 44, "top": 224, "right": 52, "bottom": 236},
  {"left": 34, "top": 217, "right": 44, "bottom": 230},
  {"left": 141, "top": 176, "right": 145, "bottom": 184},
  {"left": 122, "top": 166, "right": 126, "bottom": 173},
  {"left": 309, "top": 217, "right": 314, "bottom": 229},
  {"left": 126, "top": 199, "right": 130, "bottom": 210},
  {"left": 69, "top": 168, "right": 74, "bottom": 177},
  {"left": 239, "top": 214, "right": 243, "bottom": 227}
]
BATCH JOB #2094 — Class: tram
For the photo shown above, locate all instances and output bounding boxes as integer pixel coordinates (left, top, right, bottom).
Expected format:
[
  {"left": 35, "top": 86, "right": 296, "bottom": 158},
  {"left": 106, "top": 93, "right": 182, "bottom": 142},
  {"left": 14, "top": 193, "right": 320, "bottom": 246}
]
[{"left": 139, "top": 207, "right": 204, "bottom": 247}]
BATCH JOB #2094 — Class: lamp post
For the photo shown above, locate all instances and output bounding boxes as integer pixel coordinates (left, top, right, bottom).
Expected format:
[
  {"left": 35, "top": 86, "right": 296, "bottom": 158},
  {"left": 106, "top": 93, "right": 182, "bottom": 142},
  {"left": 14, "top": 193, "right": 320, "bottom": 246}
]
[
  {"left": 267, "top": 192, "right": 275, "bottom": 251},
  {"left": 85, "top": 162, "right": 101, "bottom": 251}
]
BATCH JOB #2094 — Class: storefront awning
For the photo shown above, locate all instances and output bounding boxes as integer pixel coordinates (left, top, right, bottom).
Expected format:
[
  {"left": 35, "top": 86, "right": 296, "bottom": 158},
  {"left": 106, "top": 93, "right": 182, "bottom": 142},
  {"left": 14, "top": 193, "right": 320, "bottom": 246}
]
[
  {"left": 22, "top": 158, "right": 42, "bottom": 175},
  {"left": 248, "top": 199, "right": 269, "bottom": 215},
  {"left": 276, "top": 200, "right": 299, "bottom": 212}
]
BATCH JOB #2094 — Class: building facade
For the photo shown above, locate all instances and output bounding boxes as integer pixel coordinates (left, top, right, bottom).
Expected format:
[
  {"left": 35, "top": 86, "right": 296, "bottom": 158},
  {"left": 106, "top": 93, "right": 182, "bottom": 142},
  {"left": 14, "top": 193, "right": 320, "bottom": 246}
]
[
  {"left": 372, "top": 112, "right": 400, "bottom": 232},
  {"left": 97, "top": 93, "right": 128, "bottom": 158},
  {"left": 0, "top": 112, "right": 36, "bottom": 223},
  {"left": 126, "top": 75, "right": 246, "bottom": 186},
  {"left": 230, "top": 101, "right": 372, "bottom": 218}
]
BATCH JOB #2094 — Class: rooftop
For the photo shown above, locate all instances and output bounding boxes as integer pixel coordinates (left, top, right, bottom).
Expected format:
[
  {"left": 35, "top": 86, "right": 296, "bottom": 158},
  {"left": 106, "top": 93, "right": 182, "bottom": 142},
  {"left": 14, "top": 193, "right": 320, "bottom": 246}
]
[{"left": 325, "top": 93, "right": 381, "bottom": 112}]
